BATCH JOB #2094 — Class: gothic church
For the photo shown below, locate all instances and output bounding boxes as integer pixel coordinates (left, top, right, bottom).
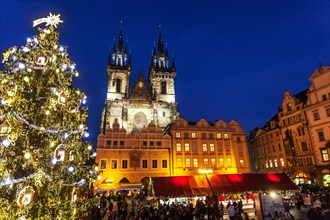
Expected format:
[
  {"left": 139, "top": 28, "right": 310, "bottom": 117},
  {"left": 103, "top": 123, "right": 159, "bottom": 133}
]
[{"left": 100, "top": 29, "right": 179, "bottom": 133}]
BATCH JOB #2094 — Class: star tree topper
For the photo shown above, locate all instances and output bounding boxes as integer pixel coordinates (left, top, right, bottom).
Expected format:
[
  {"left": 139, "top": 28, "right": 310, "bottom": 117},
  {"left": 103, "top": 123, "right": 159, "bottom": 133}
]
[{"left": 33, "top": 13, "right": 63, "bottom": 28}]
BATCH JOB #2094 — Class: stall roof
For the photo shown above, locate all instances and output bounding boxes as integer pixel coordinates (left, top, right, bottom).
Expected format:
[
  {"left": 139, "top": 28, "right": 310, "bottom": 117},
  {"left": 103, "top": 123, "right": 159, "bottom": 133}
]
[
  {"left": 152, "top": 173, "right": 298, "bottom": 197},
  {"left": 152, "top": 175, "right": 213, "bottom": 197}
]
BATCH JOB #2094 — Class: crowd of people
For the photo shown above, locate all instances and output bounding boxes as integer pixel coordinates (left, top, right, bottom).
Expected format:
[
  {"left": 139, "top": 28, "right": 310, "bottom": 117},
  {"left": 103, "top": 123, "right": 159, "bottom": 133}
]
[{"left": 82, "top": 186, "right": 330, "bottom": 220}]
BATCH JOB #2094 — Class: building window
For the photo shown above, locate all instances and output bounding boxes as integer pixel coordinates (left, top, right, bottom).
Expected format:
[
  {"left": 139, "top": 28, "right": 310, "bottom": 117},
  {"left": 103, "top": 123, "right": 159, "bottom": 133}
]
[
  {"left": 218, "top": 144, "right": 222, "bottom": 152},
  {"left": 106, "top": 140, "right": 111, "bottom": 146},
  {"left": 269, "top": 160, "right": 273, "bottom": 168},
  {"left": 318, "top": 130, "right": 325, "bottom": 141},
  {"left": 111, "top": 160, "right": 117, "bottom": 169},
  {"left": 326, "top": 108, "right": 330, "bottom": 117},
  {"left": 193, "top": 158, "right": 198, "bottom": 167},
  {"left": 225, "top": 144, "right": 230, "bottom": 152},
  {"left": 113, "top": 141, "right": 118, "bottom": 145},
  {"left": 226, "top": 158, "right": 232, "bottom": 167},
  {"left": 162, "top": 159, "right": 167, "bottom": 168},
  {"left": 209, "top": 133, "right": 214, "bottom": 139},
  {"left": 122, "top": 160, "right": 128, "bottom": 169},
  {"left": 192, "top": 143, "right": 198, "bottom": 153},
  {"left": 278, "top": 143, "right": 281, "bottom": 151},
  {"left": 203, "top": 158, "right": 208, "bottom": 167},
  {"left": 239, "top": 159, "right": 244, "bottom": 167},
  {"left": 143, "top": 141, "right": 147, "bottom": 146},
  {"left": 161, "top": 81, "right": 167, "bottom": 94},
  {"left": 120, "top": 141, "right": 124, "bottom": 146},
  {"left": 210, "top": 144, "right": 215, "bottom": 152},
  {"left": 274, "top": 159, "right": 278, "bottom": 167},
  {"left": 237, "top": 137, "right": 241, "bottom": 142},
  {"left": 185, "top": 143, "right": 190, "bottom": 152},
  {"left": 321, "top": 149, "right": 329, "bottom": 162},
  {"left": 152, "top": 159, "right": 158, "bottom": 168},
  {"left": 201, "top": 133, "right": 206, "bottom": 139},
  {"left": 116, "top": 78, "right": 121, "bottom": 93},
  {"left": 322, "top": 95, "right": 327, "bottom": 101},
  {"left": 177, "top": 158, "right": 182, "bottom": 167},
  {"left": 301, "top": 141, "right": 308, "bottom": 151},
  {"left": 100, "top": 160, "right": 107, "bottom": 169},
  {"left": 192, "top": 132, "right": 196, "bottom": 138},
  {"left": 219, "top": 158, "right": 224, "bottom": 167},
  {"left": 176, "top": 132, "right": 180, "bottom": 138},
  {"left": 202, "top": 144, "right": 207, "bottom": 152},
  {"left": 224, "top": 134, "right": 229, "bottom": 139},
  {"left": 142, "top": 159, "right": 148, "bottom": 168},
  {"left": 280, "top": 158, "right": 285, "bottom": 167},
  {"left": 211, "top": 158, "right": 216, "bottom": 167},
  {"left": 176, "top": 143, "right": 182, "bottom": 152},
  {"left": 156, "top": 141, "right": 161, "bottom": 146},
  {"left": 265, "top": 162, "right": 269, "bottom": 168},
  {"left": 184, "top": 132, "right": 189, "bottom": 139},
  {"left": 150, "top": 141, "right": 154, "bottom": 146},
  {"left": 185, "top": 158, "right": 191, "bottom": 168},
  {"left": 216, "top": 133, "right": 221, "bottom": 139},
  {"left": 313, "top": 111, "right": 320, "bottom": 120}
]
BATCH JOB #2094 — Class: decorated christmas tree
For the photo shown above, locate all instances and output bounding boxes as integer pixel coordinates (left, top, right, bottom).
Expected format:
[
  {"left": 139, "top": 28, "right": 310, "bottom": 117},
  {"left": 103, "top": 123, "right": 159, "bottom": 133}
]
[{"left": 0, "top": 13, "right": 98, "bottom": 219}]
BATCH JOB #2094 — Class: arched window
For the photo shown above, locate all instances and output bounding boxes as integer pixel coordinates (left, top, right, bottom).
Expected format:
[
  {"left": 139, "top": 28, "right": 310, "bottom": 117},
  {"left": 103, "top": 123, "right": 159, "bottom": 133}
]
[
  {"left": 161, "top": 81, "right": 167, "bottom": 94},
  {"left": 116, "top": 78, "right": 121, "bottom": 93}
]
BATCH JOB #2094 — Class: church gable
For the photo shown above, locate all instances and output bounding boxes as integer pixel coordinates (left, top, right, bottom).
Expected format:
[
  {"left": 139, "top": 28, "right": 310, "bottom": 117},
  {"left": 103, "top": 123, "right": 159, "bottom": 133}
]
[{"left": 129, "top": 74, "right": 152, "bottom": 101}]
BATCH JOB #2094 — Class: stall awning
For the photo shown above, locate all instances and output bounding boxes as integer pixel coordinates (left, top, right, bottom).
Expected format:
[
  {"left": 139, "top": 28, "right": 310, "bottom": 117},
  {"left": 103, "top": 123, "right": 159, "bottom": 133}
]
[
  {"left": 207, "top": 173, "right": 298, "bottom": 194},
  {"left": 152, "top": 175, "right": 213, "bottom": 197},
  {"left": 152, "top": 173, "right": 298, "bottom": 197}
]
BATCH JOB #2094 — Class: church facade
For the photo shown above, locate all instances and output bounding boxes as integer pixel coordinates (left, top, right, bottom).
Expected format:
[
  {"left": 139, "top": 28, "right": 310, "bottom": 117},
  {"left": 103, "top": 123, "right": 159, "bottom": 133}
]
[{"left": 100, "top": 30, "right": 179, "bottom": 133}]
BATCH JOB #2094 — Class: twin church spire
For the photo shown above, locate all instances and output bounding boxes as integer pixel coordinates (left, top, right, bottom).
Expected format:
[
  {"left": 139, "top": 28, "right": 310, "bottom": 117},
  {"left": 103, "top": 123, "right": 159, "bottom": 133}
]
[{"left": 108, "top": 24, "right": 175, "bottom": 71}]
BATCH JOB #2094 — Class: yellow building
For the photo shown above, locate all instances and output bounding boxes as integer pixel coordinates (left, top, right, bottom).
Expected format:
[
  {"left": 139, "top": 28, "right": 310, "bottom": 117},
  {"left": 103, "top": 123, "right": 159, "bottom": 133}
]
[
  {"left": 167, "top": 118, "right": 251, "bottom": 176},
  {"left": 94, "top": 120, "right": 171, "bottom": 191}
]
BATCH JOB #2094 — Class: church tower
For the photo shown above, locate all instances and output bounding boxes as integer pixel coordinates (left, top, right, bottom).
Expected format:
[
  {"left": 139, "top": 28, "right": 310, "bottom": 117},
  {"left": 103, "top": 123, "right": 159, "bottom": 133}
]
[{"left": 149, "top": 34, "right": 176, "bottom": 104}]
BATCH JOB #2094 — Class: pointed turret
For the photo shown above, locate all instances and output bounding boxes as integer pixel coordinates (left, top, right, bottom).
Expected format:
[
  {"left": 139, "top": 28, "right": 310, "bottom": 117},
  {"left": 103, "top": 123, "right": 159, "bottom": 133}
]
[{"left": 109, "top": 29, "right": 129, "bottom": 68}]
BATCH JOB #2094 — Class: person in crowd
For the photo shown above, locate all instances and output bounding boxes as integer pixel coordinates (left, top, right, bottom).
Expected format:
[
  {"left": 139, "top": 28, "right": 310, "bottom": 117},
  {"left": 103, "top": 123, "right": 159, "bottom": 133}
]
[{"left": 228, "top": 204, "right": 236, "bottom": 220}]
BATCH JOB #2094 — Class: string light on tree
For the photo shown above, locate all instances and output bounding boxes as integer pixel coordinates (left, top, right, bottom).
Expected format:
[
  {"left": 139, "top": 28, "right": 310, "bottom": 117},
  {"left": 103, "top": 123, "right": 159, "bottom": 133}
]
[{"left": 0, "top": 13, "right": 99, "bottom": 219}]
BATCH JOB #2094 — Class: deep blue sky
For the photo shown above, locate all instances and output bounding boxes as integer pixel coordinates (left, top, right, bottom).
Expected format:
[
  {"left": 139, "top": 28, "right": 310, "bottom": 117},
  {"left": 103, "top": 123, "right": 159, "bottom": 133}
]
[{"left": 1, "top": 1, "right": 329, "bottom": 146}]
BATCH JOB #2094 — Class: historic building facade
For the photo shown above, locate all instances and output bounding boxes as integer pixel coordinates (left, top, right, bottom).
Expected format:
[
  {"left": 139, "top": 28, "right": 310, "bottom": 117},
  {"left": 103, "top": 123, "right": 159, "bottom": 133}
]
[
  {"left": 94, "top": 120, "right": 171, "bottom": 191},
  {"left": 249, "top": 66, "right": 330, "bottom": 187},
  {"left": 168, "top": 118, "right": 251, "bottom": 176},
  {"left": 304, "top": 66, "right": 330, "bottom": 187}
]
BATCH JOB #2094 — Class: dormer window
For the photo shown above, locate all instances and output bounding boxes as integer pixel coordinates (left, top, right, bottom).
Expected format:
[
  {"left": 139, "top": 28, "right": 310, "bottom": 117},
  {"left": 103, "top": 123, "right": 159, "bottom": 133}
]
[{"left": 287, "top": 103, "right": 292, "bottom": 111}]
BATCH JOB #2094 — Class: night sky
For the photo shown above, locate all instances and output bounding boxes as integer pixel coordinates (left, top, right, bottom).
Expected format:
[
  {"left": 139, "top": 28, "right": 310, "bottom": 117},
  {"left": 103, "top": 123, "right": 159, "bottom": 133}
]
[{"left": 1, "top": 1, "right": 329, "bottom": 146}]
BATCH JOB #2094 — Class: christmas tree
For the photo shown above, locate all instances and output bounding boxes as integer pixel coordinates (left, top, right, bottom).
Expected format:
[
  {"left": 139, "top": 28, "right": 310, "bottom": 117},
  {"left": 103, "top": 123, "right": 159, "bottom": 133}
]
[{"left": 0, "top": 13, "right": 98, "bottom": 219}]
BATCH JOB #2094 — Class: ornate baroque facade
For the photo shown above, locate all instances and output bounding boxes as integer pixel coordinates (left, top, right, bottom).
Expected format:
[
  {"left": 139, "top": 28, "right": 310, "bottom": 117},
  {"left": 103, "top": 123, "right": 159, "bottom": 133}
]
[{"left": 249, "top": 66, "right": 330, "bottom": 187}]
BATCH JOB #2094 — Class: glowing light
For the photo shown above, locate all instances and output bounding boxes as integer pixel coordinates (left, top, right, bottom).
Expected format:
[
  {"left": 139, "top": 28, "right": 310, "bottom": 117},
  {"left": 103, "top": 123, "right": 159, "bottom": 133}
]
[
  {"left": 70, "top": 65, "right": 75, "bottom": 70},
  {"left": 94, "top": 166, "right": 99, "bottom": 171},
  {"left": 270, "top": 192, "right": 277, "bottom": 198},
  {"left": 62, "top": 64, "right": 67, "bottom": 69},
  {"left": 45, "top": 110, "right": 50, "bottom": 115},
  {"left": 22, "top": 47, "right": 29, "bottom": 52},
  {"left": 64, "top": 133, "right": 69, "bottom": 139},
  {"left": 75, "top": 72, "right": 79, "bottom": 77},
  {"left": 68, "top": 166, "right": 74, "bottom": 172},
  {"left": 92, "top": 152, "right": 97, "bottom": 157},
  {"left": 27, "top": 38, "right": 32, "bottom": 42},
  {"left": 1, "top": 99, "right": 6, "bottom": 105},
  {"left": 84, "top": 132, "right": 90, "bottom": 138},
  {"left": 59, "top": 46, "right": 64, "bottom": 52},
  {"left": 87, "top": 145, "right": 92, "bottom": 150},
  {"left": 79, "top": 124, "right": 84, "bottom": 129},
  {"left": 18, "top": 63, "right": 26, "bottom": 69},
  {"left": 51, "top": 158, "right": 57, "bottom": 165},
  {"left": 2, "top": 139, "right": 10, "bottom": 147},
  {"left": 97, "top": 175, "right": 102, "bottom": 180},
  {"left": 82, "top": 99, "right": 87, "bottom": 104},
  {"left": 198, "top": 169, "right": 213, "bottom": 174},
  {"left": 24, "top": 152, "right": 31, "bottom": 159},
  {"left": 23, "top": 77, "right": 29, "bottom": 82}
]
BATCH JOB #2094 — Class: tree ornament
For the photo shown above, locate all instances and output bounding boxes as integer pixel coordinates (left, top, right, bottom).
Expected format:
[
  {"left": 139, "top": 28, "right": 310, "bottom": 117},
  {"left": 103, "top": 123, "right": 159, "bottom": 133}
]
[
  {"left": 57, "top": 91, "right": 67, "bottom": 104},
  {"left": 17, "top": 186, "right": 35, "bottom": 206},
  {"left": 35, "top": 54, "right": 47, "bottom": 66},
  {"left": 54, "top": 144, "right": 65, "bottom": 161}
]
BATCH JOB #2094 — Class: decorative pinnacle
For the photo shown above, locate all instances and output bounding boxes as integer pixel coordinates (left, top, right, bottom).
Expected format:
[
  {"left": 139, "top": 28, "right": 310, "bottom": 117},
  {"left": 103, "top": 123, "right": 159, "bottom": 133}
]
[{"left": 33, "top": 13, "right": 63, "bottom": 28}]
